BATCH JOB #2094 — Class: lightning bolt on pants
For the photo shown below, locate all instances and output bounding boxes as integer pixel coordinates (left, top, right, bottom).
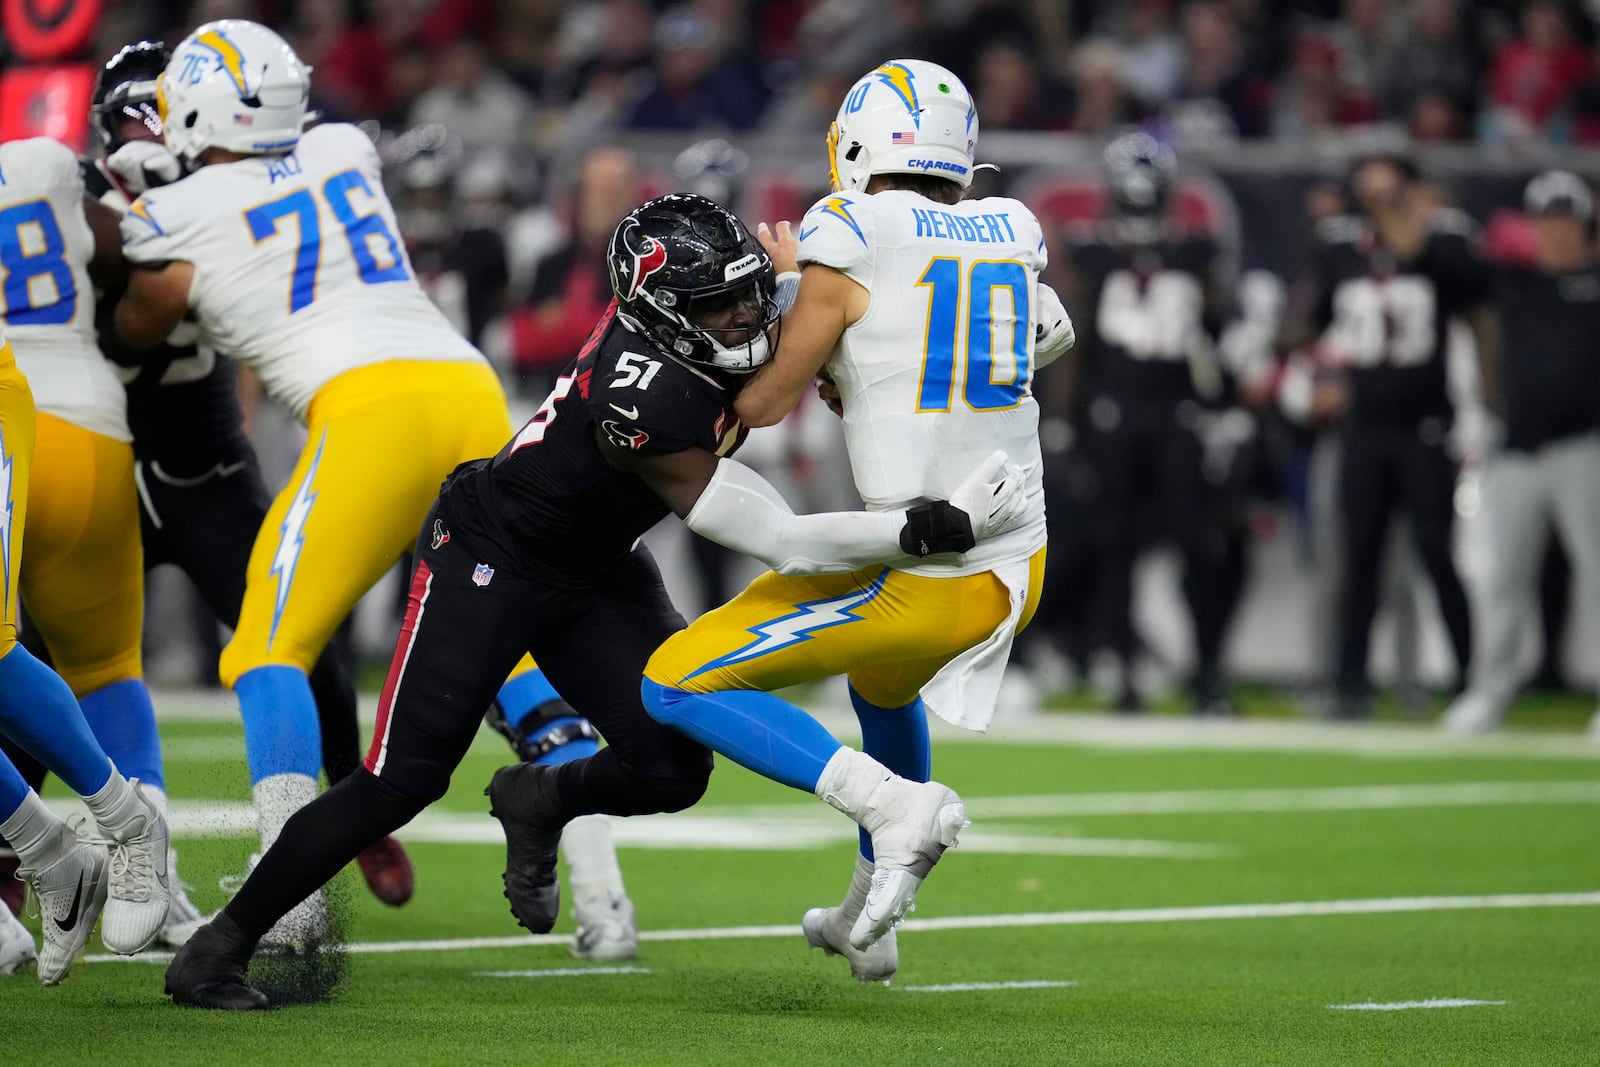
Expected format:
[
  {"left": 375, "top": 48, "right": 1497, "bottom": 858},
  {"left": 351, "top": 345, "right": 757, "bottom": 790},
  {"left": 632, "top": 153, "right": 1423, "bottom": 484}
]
[
  {"left": 640, "top": 556, "right": 1043, "bottom": 794},
  {"left": 221, "top": 360, "right": 510, "bottom": 785}
]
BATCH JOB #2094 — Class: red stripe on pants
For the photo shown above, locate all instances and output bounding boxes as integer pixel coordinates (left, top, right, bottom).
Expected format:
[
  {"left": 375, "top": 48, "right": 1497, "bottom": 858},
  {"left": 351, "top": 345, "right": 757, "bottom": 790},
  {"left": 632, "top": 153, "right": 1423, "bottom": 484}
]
[{"left": 365, "top": 559, "right": 434, "bottom": 775}]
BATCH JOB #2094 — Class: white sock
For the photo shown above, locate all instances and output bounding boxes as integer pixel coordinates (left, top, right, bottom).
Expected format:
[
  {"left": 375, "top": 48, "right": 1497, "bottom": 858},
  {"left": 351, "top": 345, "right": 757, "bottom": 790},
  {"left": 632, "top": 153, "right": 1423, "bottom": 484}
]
[
  {"left": 82, "top": 765, "right": 143, "bottom": 837},
  {"left": 814, "top": 748, "right": 895, "bottom": 829},
  {"left": 0, "top": 791, "right": 69, "bottom": 869},
  {"left": 253, "top": 773, "right": 319, "bottom": 853},
  {"left": 560, "top": 814, "right": 626, "bottom": 906},
  {"left": 836, "top": 853, "right": 875, "bottom": 922}
]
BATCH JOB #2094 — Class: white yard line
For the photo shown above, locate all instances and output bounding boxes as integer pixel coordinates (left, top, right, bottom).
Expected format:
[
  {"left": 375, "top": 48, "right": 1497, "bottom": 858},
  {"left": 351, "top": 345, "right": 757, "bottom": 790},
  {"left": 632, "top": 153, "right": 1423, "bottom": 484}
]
[
  {"left": 45, "top": 780, "right": 1600, "bottom": 848},
  {"left": 1329, "top": 999, "right": 1507, "bottom": 1011},
  {"left": 81, "top": 890, "right": 1600, "bottom": 965},
  {"left": 146, "top": 689, "right": 1600, "bottom": 760},
  {"left": 473, "top": 967, "right": 651, "bottom": 979},
  {"left": 903, "top": 980, "right": 1077, "bottom": 993}
]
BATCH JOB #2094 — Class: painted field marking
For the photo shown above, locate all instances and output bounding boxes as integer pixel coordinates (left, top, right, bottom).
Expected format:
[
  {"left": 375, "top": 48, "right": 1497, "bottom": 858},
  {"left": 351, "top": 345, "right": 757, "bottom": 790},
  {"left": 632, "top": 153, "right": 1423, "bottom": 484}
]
[
  {"left": 1329, "top": 999, "right": 1506, "bottom": 1011},
  {"left": 81, "top": 890, "right": 1600, "bottom": 965},
  {"left": 473, "top": 966, "right": 651, "bottom": 979},
  {"left": 146, "top": 688, "right": 1600, "bottom": 760},
  {"left": 45, "top": 781, "right": 1600, "bottom": 854},
  {"left": 903, "top": 980, "right": 1077, "bottom": 993}
]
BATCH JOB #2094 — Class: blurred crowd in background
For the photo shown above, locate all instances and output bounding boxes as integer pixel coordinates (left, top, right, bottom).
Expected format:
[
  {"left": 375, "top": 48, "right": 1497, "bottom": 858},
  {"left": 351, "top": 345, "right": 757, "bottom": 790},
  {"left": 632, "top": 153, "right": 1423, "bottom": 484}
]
[
  {"left": 85, "top": 0, "right": 1600, "bottom": 149},
  {"left": 18, "top": 0, "right": 1597, "bottom": 723}
]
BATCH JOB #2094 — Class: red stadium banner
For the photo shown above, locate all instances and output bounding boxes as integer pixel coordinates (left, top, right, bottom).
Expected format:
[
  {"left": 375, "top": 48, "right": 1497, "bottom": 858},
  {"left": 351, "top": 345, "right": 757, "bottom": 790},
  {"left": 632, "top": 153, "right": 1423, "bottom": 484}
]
[
  {"left": 1, "top": 0, "right": 101, "bottom": 61},
  {"left": 0, "top": 64, "right": 95, "bottom": 152}
]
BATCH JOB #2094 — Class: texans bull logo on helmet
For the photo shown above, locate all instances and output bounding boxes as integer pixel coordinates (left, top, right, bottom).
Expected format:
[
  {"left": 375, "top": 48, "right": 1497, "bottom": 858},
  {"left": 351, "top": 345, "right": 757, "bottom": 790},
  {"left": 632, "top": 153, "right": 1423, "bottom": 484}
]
[{"left": 615, "top": 220, "right": 669, "bottom": 303}]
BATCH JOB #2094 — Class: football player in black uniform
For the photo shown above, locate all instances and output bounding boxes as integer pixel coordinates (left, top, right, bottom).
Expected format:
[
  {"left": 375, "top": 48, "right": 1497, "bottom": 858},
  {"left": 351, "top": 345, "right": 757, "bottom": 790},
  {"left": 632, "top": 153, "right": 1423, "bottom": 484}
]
[
  {"left": 1066, "top": 132, "right": 1244, "bottom": 712},
  {"left": 0, "top": 42, "right": 413, "bottom": 925},
  {"left": 164, "top": 194, "right": 1024, "bottom": 1009},
  {"left": 1294, "top": 154, "right": 1491, "bottom": 716}
]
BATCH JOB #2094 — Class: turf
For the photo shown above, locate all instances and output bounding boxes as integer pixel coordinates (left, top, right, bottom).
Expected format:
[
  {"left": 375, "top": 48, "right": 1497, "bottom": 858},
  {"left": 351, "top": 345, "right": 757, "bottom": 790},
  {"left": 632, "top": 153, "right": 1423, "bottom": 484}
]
[{"left": 6, "top": 706, "right": 1598, "bottom": 1066}]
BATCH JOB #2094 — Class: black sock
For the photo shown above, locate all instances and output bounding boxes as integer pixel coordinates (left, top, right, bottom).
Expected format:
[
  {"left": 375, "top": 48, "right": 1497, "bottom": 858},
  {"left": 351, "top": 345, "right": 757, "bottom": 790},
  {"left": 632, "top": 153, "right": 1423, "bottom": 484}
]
[{"left": 223, "top": 770, "right": 421, "bottom": 940}]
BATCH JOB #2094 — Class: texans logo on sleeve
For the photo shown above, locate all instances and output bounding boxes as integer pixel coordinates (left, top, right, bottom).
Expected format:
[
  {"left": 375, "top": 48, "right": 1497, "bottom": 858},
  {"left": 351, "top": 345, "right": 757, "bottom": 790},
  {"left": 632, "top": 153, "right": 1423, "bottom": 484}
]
[{"left": 602, "top": 420, "right": 651, "bottom": 450}]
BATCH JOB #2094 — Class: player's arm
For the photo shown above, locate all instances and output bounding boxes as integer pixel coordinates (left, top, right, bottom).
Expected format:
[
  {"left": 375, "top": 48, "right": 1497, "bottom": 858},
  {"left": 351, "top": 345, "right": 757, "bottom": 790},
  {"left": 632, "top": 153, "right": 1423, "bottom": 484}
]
[
  {"left": 734, "top": 263, "right": 864, "bottom": 427},
  {"left": 597, "top": 434, "right": 1025, "bottom": 576},
  {"left": 115, "top": 260, "right": 196, "bottom": 349},
  {"left": 83, "top": 194, "right": 127, "bottom": 289}
]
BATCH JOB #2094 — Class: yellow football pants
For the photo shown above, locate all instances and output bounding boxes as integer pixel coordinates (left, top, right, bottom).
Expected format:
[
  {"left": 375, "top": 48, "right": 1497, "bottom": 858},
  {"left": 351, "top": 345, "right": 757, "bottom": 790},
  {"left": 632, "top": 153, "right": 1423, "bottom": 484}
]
[
  {"left": 645, "top": 548, "right": 1046, "bottom": 708},
  {"left": 221, "top": 360, "right": 511, "bottom": 684},
  {"left": 19, "top": 413, "right": 145, "bottom": 696},
  {"left": 0, "top": 343, "right": 33, "bottom": 659}
]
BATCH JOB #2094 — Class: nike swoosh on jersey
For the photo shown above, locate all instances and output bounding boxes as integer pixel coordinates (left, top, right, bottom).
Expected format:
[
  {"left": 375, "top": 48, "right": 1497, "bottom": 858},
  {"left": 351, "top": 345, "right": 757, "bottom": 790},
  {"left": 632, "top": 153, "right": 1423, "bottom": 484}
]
[
  {"left": 57, "top": 871, "right": 86, "bottom": 932},
  {"left": 609, "top": 403, "right": 640, "bottom": 420}
]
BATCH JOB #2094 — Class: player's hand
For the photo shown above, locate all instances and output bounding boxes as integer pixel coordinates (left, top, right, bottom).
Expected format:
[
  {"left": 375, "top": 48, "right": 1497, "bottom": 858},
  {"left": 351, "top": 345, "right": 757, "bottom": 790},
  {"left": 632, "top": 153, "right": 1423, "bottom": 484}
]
[
  {"left": 756, "top": 220, "right": 800, "bottom": 275},
  {"left": 949, "top": 450, "right": 1030, "bottom": 542},
  {"left": 107, "top": 141, "right": 181, "bottom": 195},
  {"left": 815, "top": 370, "right": 843, "bottom": 417}
]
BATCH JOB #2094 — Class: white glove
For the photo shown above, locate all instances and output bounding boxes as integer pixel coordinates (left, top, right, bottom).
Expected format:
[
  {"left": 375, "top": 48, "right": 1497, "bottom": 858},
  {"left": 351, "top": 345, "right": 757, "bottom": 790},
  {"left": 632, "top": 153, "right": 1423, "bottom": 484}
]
[
  {"left": 948, "top": 450, "right": 1030, "bottom": 543},
  {"left": 1033, "top": 282, "right": 1075, "bottom": 369},
  {"left": 106, "top": 141, "right": 182, "bottom": 196}
]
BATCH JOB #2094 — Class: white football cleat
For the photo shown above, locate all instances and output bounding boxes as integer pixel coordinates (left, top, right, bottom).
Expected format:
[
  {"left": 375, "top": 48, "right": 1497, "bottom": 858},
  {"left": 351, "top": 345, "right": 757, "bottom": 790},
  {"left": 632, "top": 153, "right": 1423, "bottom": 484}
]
[
  {"left": 159, "top": 849, "right": 206, "bottom": 947},
  {"left": 1439, "top": 691, "right": 1505, "bottom": 735},
  {"left": 258, "top": 889, "right": 329, "bottom": 952},
  {"left": 20, "top": 829, "right": 109, "bottom": 985},
  {"left": 0, "top": 899, "right": 37, "bottom": 975},
  {"left": 851, "top": 781, "right": 967, "bottom": 950},
  {"left": 99, "top": 782, "right": 171, "bottom": 954},
  {"left": 803, "top": 905, "right": 896, "bottom": 984},
  {"left": 571, "top": 891, "right": 638, "bottom": 962}
]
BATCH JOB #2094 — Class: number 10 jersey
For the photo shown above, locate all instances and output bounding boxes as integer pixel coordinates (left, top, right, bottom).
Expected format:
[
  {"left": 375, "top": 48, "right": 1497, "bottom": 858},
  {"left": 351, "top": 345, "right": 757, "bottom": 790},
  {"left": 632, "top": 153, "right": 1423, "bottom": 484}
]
[
  {"left": 796, "top": 188, "right": 1048, "bottom": 577},
  {"left": 120, "top": 123, "right": 484, "bottom": 421}
]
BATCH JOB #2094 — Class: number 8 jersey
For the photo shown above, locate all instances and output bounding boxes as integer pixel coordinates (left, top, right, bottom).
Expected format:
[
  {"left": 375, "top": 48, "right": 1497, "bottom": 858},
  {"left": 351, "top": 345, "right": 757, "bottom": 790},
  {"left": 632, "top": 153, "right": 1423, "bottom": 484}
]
[
  {"left": 0, "top": 137, "right": 128, "bottom": 440},
  {"left": 120, "top": 123, "right": 485, "bottom": 420},
  {"left": 797, "top": 187, "right": 1048, "bottom": 577}
]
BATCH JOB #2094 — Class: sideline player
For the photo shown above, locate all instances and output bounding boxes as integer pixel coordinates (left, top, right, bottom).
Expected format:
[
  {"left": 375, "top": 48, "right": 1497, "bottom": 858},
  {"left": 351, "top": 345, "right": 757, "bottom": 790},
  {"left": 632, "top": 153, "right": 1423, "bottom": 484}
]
[
  {"left": 161, "top": 192, "right": 1025, "bottom": 1008},
  {"left": 0, "top": 140, "right": 170, "bottom": 981},
  {"left": 113, "top": 21, "right": 511, "bottom": 940},
  {"left": 1067, "top": 132, "right": 1244, "bottom": 713},
  {"left": 636, "top": 61, "right": 1074, "bottom": 980},
  {"left": 1292, "top": 154, "right": 1490, "bottom": 717}
]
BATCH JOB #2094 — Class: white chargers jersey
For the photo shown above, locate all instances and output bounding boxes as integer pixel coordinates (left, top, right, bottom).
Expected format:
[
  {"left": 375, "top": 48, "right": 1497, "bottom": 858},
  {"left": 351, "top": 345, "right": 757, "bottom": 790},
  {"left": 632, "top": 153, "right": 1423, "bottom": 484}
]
[
  {"left": 120, "top": 123, "right": 485, "bottom": 421},
  {"left": 0, "top": 137, "right": 129, "bottom": 440},
  {"left": 797, "top": 188, "right": 1048, "bottom": 577}
]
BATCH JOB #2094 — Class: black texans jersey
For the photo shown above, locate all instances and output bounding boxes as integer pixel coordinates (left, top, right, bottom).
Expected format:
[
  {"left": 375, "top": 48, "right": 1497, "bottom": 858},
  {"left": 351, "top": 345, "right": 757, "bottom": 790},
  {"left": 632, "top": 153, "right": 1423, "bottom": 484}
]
[
  {"left": 1309, "top": 212, "right": 1490, "bottom": 429},
  {"left": 82, "top": 158, "right": 251, "bottom": 466},
  {"left": 1492, "top": 262, "right": 1600, "bottom": 452},
  {"left": 1070, "top": 232, "right": 1222, "bottom": 407},
  {"left": 438, "top": 304, "right": 746, "bottom": 586}
]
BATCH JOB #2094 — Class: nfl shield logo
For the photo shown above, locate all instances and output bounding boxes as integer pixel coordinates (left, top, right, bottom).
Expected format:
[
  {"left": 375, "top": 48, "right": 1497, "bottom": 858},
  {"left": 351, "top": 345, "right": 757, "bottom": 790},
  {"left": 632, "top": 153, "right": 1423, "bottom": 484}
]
[{"left": 472, "top": 563, "right": 495, "bottom": 587}]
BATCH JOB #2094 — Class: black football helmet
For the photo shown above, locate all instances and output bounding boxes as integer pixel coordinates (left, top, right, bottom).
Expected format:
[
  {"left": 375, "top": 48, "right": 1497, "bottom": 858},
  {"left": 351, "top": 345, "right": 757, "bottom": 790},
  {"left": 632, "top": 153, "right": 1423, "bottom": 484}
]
[
  {"left": 90, "top": 41, "right": 169, "bottom": 151},
  {"left": 607, "top": 193, "right": 779, "bottom": 374},
  {"left": 1103, "top": 130, "right": 1176, "bottom": 243}
]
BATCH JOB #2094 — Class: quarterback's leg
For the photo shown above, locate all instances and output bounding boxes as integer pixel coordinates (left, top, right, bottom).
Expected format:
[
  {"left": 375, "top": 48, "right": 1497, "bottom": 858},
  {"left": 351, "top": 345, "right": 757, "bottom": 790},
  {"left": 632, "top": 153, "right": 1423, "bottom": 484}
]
[
  {"left": 167, "top": 515, "right": 533, "bottom": 1009},
  {"left": 486, "top": 657, "right": 632, "bottom": 960},
  {"left": 642, "top": 562, "right": 1023, "bottom": 949}
]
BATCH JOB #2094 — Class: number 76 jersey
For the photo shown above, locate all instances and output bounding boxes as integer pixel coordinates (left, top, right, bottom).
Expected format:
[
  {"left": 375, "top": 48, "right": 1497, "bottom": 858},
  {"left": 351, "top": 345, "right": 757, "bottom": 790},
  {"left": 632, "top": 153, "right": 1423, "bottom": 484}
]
[
  {"left": 121, "top": 123, "right": 484, "bottom": 421},
  {"left": 797, "top": 188, "right": 1048, "bottom": 576}
]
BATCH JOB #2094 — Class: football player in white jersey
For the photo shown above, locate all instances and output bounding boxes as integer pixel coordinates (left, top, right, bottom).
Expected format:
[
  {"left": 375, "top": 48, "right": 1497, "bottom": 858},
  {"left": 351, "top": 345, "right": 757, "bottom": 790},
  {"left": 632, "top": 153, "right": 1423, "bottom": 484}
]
[
  {"left": 640, "top": 59, "right": 1074, "bottom": 980},
  {"left": 0, "top": 142, "right": 173, "bottom": 980},
  {"left": 113, "top": 20, "right": 512, "bottom": 942}
]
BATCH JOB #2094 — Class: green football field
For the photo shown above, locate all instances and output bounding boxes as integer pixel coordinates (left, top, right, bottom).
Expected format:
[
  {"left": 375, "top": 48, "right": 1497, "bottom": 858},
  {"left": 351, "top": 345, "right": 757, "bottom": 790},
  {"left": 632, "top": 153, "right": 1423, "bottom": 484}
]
[{"left": 7, "top": 698, "right": 1599, "bottom": 1066}]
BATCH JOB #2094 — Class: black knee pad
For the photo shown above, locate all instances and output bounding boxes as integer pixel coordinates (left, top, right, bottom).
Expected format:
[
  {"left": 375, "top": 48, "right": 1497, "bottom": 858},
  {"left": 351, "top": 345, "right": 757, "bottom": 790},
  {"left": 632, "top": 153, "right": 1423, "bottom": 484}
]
[{"left": 627, "top": 749, "right": 712, "bottom": 814}]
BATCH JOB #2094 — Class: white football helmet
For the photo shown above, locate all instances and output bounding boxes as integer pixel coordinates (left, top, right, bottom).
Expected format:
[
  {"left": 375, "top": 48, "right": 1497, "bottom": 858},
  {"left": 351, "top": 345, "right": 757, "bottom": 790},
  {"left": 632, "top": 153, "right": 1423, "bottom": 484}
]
[
  {"left": 158, "top": 20, "right": 311, "bottom": 164},
  {"left": 828, "top": 60, "right": 979, "bottom": 193}
]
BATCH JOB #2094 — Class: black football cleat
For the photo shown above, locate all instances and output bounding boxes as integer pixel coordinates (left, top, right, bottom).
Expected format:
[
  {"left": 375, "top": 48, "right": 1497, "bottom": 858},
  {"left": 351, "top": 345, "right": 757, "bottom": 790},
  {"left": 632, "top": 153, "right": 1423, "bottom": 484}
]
[
  {"left": 485, "top": 763, "right": 565, "bottom": 934},
  {"left": 165, "top": 913, "right": 270, "bottom": 1010}
]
